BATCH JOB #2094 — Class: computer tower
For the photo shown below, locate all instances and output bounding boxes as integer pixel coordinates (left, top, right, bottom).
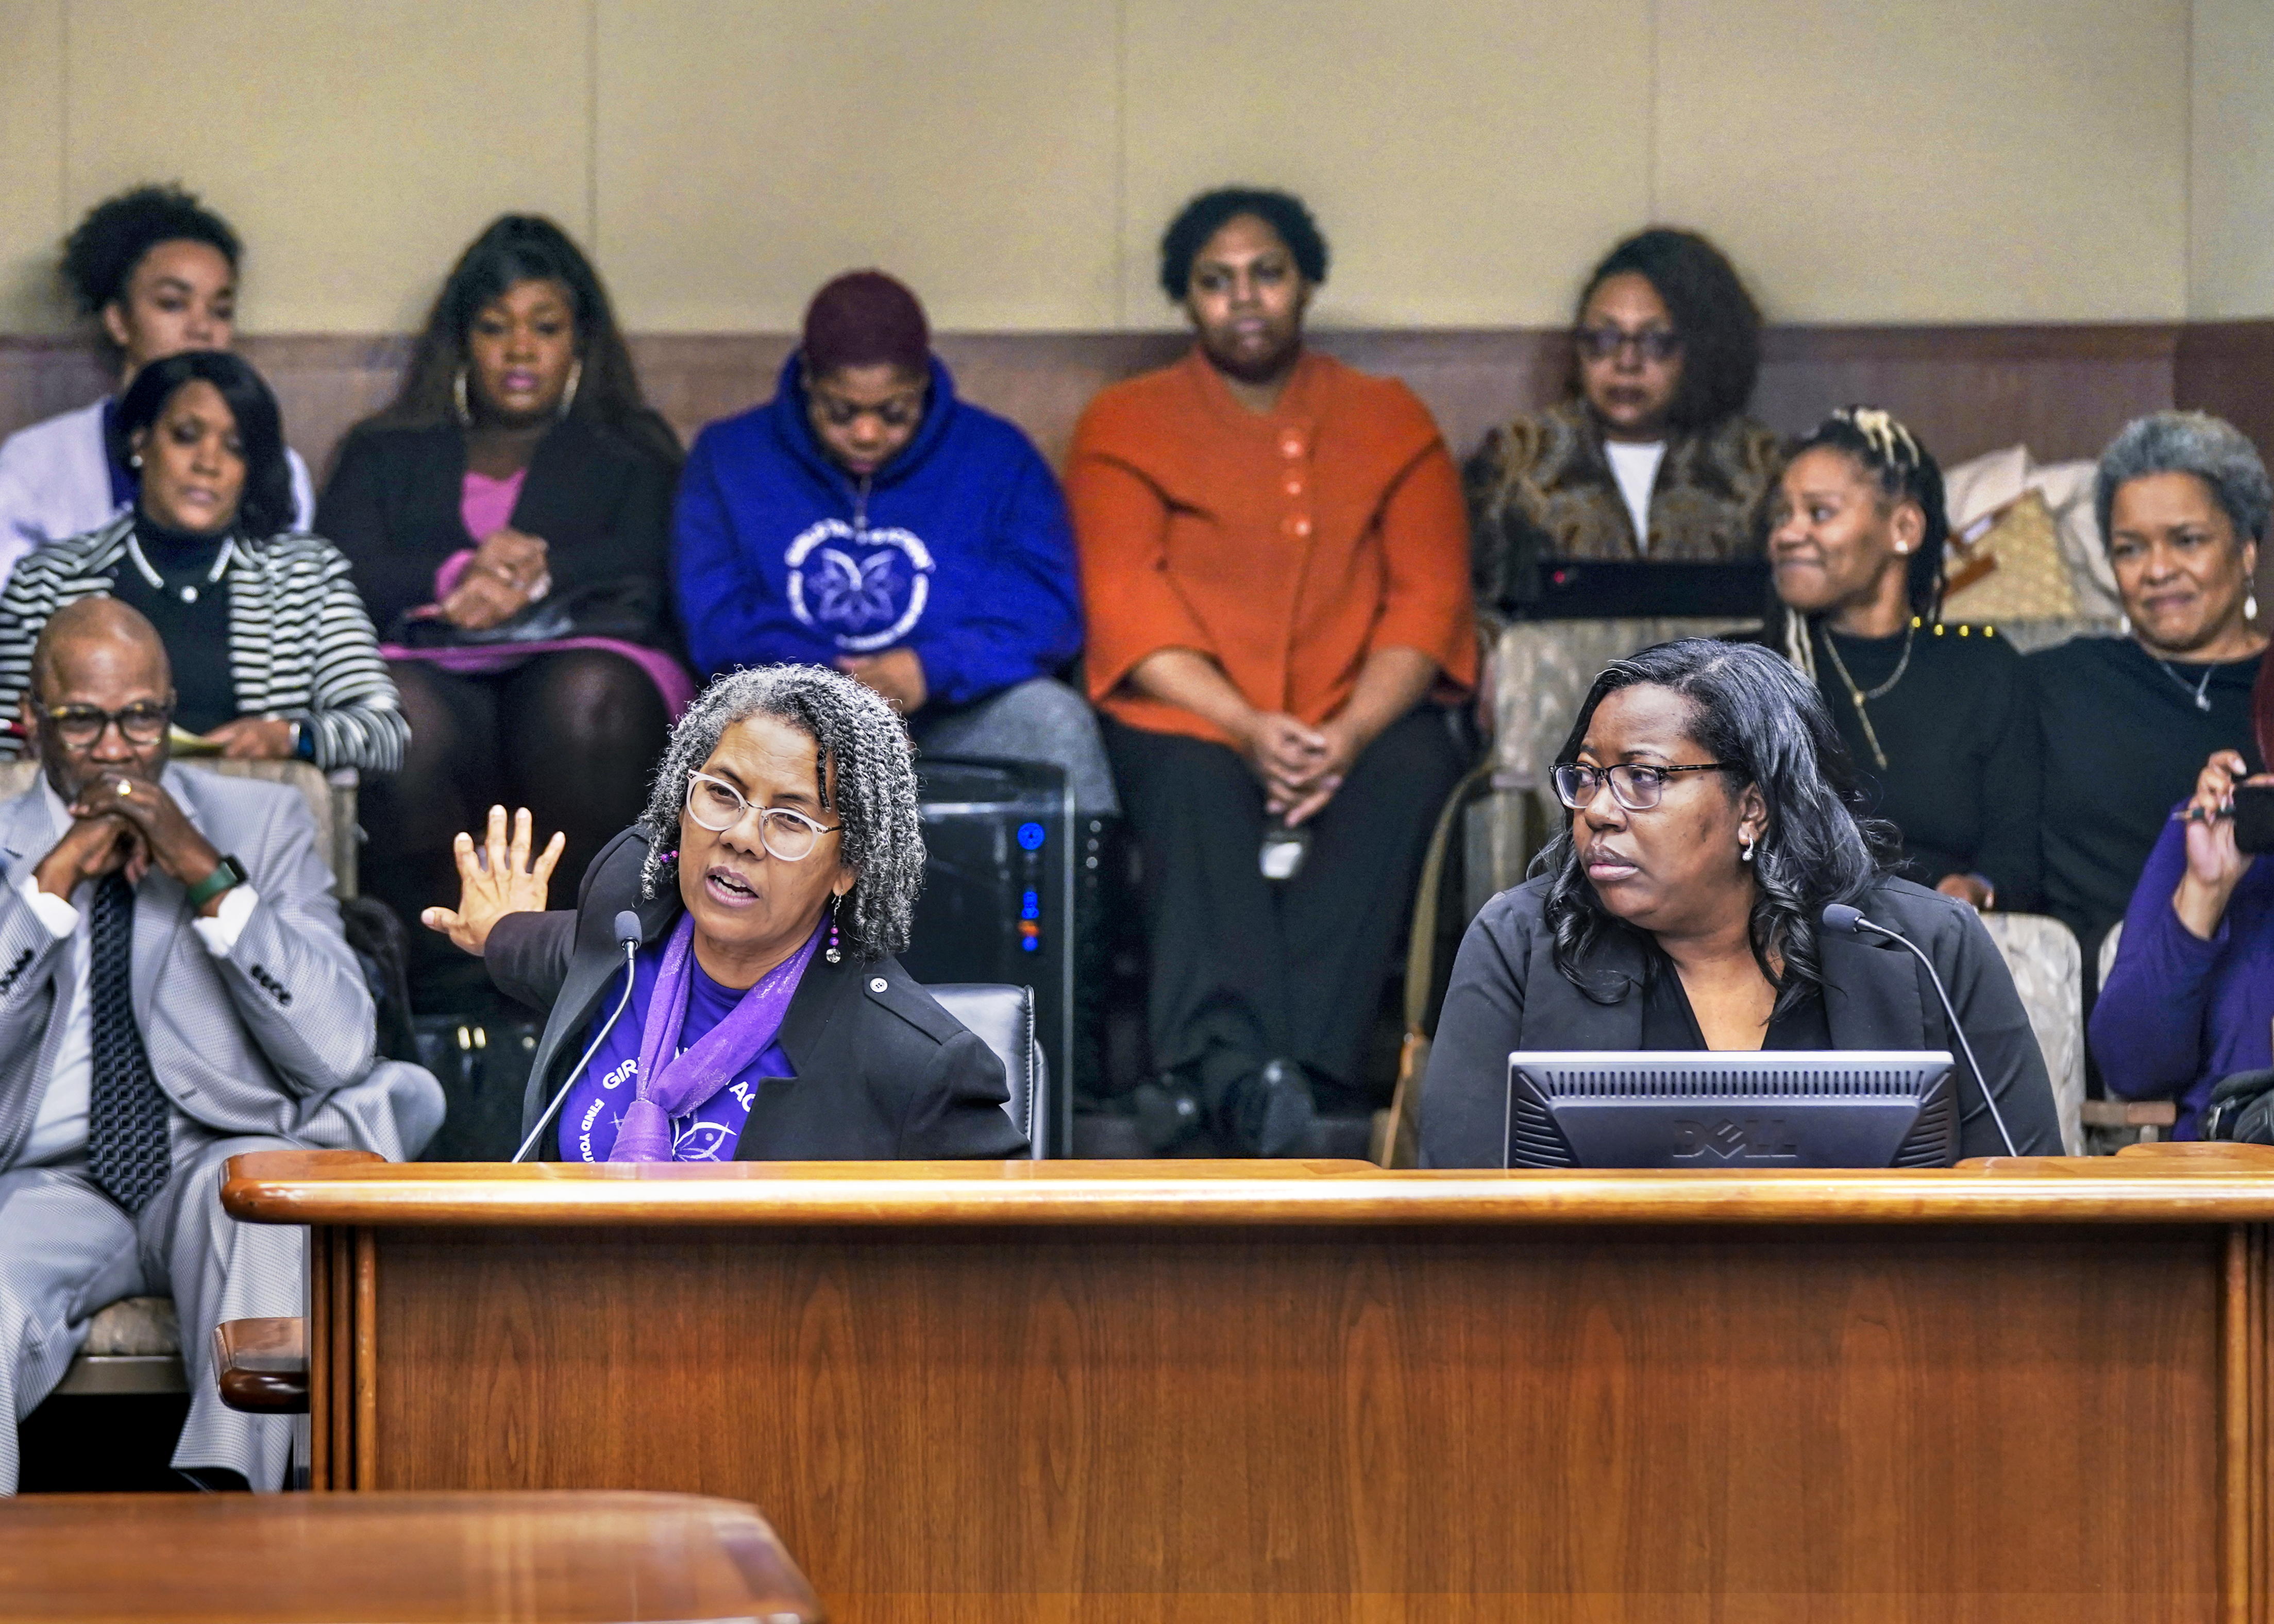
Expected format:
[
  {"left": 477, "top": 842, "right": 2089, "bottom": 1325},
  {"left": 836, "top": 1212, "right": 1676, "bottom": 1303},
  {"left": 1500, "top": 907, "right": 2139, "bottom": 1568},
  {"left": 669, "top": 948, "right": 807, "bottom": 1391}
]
[{"left": 902, "top": 757, "right": 1074, "bottom": 1156}]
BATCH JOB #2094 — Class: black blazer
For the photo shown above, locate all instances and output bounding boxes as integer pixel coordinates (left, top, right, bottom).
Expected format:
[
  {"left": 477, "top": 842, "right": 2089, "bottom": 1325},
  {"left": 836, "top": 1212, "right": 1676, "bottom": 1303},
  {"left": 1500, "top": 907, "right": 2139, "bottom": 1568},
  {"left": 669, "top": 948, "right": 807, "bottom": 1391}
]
[
  {"left": 486, "top": 828, "right": 1027, "bottom": 1161},
  {"left": 1419, "top": 874, "right": 2065, "bottom": 1168},
  {"left": 317, "top": 416, "right": 681, "bottom": 653}
]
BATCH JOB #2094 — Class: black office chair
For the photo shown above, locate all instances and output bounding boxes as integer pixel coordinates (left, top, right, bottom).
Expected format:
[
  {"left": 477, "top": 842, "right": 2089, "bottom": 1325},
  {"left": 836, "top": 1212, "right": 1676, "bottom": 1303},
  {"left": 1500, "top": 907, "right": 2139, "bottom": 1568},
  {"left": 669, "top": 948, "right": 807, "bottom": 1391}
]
[{"left": 928, "top": 984, "right": 1048, "bottom": 1159}]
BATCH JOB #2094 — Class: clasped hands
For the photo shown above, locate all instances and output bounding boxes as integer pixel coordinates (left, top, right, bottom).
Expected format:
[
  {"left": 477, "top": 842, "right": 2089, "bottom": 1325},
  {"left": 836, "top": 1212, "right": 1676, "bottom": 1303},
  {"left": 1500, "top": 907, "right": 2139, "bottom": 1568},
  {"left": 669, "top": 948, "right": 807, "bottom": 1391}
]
[
  {"left": 1237, "top": 711, "right": 1359, "bottom": 827},
  {"left": 35, "top": 772, "right": 225, "bottom": 911},
  {"left": 440, "top": 528, "right": 552, "bottom": 632}
]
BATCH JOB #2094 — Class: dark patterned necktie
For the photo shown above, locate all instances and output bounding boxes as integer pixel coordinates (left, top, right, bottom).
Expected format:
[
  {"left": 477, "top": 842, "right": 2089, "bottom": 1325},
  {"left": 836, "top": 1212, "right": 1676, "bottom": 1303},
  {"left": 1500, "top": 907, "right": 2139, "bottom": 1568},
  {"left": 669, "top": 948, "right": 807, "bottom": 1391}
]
[{"left": 87, "top": 872, "right": 172, "bottom": 1213}]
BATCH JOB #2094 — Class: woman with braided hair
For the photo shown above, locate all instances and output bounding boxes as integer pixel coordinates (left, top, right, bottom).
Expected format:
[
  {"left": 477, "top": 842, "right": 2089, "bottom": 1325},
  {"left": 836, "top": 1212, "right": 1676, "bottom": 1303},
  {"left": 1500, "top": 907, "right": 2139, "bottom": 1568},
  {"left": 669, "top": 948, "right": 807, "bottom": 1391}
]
[
  {"left": 1766, "top": 407, "right": 2040, "bottom": 912},
  {"left": 420, "top": 663, "right": 1026, "bottom": 1162}
]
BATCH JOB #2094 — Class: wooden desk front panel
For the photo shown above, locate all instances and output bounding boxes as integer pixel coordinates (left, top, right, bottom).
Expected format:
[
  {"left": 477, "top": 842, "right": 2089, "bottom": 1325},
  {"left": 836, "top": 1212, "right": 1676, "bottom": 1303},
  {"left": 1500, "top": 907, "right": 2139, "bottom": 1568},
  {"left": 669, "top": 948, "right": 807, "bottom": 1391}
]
[{"left": 354, "top": 1221, "right": 2220, "bottom": 1621}]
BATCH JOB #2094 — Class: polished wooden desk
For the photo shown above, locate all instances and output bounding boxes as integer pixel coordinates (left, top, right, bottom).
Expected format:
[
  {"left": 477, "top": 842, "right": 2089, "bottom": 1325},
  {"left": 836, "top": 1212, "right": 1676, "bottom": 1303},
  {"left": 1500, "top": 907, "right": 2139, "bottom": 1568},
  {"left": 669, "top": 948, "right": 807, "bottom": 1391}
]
[
  {"left": 224, "top": 1144, "right": 2274, "bottom": 1623},
  {"left": 2, "top": 1490, "right": 820, "bottom": 1622}
]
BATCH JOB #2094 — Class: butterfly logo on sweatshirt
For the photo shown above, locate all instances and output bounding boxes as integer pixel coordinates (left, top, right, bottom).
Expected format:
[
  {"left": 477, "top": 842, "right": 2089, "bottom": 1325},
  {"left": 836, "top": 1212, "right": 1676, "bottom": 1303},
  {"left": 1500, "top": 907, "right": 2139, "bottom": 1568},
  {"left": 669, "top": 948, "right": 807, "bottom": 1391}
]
[
  {"left": 811, "top": 548, "right": 899, "bottom": 627},
  {"left": 784, "top": 518, "right": 935, "bottom": 652}
]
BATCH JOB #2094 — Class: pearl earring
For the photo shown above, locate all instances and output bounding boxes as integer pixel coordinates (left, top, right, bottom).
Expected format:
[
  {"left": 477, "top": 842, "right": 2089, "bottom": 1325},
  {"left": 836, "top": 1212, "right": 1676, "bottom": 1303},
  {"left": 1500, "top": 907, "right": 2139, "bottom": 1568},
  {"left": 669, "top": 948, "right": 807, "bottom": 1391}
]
[
  {"left": 1740, "top": 835, "right": 1756, "bottom": 864},
  {"left": 128, "top": 453, "right": 142, "bottom": 469},
  {"left": 2248, "top": 593, "right": 2261, "bottom": 624}
]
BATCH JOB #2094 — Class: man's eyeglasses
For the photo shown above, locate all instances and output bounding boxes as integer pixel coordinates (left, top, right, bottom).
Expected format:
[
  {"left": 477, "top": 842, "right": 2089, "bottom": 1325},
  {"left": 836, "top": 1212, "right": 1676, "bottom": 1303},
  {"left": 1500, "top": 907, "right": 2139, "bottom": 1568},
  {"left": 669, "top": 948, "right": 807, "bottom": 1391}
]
[
  {"left": 1574, "top": 326, "right": 1683, "bottom": 365},
  {"left": 34, "top": 701, "right": 172, "bottom": 748},
  {"left": 1554, "top": 761, "right": 1733, "bottom": 813},
  {"left": 685, "top": 771, "right": 843, "bottom": 861}
]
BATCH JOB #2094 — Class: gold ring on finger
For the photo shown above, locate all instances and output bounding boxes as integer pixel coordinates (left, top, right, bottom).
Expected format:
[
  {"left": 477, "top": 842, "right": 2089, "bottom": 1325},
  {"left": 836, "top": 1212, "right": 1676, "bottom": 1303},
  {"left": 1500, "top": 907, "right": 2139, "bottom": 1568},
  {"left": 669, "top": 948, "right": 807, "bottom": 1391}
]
[{"left": 116, "top": 779, "right": 132, "bottom": 797}]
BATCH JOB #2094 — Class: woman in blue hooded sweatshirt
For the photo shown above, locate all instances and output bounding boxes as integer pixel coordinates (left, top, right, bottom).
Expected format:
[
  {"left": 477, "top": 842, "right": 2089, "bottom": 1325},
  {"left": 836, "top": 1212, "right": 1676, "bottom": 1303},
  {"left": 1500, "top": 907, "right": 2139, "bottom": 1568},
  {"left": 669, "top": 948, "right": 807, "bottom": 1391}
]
[{"left": 673, "top": 272, "right": 1114, "bottom": 819}]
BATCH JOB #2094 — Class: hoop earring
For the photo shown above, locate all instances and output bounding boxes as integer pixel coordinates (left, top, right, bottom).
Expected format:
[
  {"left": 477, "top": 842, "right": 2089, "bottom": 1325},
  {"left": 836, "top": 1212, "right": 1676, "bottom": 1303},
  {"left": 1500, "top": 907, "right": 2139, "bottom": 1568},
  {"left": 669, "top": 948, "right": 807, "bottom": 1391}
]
[
  {"left": 452, "top": 365, "right": 472, "bottom": 428},
  {"left": 559, "top": 358, "right": 582, "bottom": 420},
  {"left": 824, "top": 893, "right": 844, "bottom": 964}
]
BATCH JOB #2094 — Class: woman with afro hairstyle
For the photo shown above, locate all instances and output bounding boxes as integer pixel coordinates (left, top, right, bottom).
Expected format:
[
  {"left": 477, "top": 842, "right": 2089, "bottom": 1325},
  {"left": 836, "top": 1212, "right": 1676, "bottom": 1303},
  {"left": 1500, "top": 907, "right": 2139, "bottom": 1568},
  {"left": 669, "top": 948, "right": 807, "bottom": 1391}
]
[
  {"left": 1467, "top": 228, "right": 1782, "bottom": 619},
  {"left": 0, "top": 183, "right": 315, "bottom": 578},
  {"left": 423, "top": 663, "right": 1026, "bottom": 1162},
  {"left": 1067, "top": 185, "right": 1474, "bottom": 1156},
  {"left": 319, "top": 214, "right": 685, "bottom": 1012},
  {"left": 1767, "top": 407, "right": 2039, "bottom": 912}
]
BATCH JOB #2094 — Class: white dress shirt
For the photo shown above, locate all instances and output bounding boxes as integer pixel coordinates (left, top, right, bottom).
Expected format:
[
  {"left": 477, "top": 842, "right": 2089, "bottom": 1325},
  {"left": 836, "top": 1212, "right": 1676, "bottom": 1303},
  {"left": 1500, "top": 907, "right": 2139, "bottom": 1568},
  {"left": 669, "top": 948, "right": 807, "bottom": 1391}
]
[{"left": 18, "top": 780, "right": 258, "bottom": 1164}]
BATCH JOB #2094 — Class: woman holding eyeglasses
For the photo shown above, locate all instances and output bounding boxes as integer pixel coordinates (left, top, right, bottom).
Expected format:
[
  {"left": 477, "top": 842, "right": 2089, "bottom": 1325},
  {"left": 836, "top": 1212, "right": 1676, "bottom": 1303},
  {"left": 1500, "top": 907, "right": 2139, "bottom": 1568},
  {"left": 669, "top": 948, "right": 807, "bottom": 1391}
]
[
  {"left": 1466, "top": 229, "right": 1782, "bottom": 620},
  {"left": 1418, "top": 638, "right": 2062, "bottom": 1169},
  {"left": 423, "top": 663, "right": 1027, "bottom": 1162}
]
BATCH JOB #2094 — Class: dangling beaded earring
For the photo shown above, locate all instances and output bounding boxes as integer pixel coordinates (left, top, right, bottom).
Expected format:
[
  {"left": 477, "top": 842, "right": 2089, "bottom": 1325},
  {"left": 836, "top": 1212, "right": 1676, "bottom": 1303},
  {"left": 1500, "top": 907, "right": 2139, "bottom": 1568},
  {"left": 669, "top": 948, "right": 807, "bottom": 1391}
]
[{"left": 825, "top": 893, "right": 843, "bottom": 964}]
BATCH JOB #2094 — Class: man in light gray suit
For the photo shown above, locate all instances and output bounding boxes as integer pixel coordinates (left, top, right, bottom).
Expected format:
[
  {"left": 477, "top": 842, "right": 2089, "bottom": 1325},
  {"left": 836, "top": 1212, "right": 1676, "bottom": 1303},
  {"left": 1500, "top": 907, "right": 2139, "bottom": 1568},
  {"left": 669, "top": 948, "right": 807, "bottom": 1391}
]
[{"left": 0, "top": 598, "right": 440, "bottom": 1493}]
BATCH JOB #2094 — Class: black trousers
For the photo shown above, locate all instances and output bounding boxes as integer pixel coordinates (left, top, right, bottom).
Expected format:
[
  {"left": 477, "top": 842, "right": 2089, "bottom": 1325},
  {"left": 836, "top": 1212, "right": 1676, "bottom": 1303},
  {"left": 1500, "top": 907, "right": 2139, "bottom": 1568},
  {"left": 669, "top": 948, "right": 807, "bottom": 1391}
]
[{"left": 1105, "top": 708, "right": 1464, "bottom": 1100}]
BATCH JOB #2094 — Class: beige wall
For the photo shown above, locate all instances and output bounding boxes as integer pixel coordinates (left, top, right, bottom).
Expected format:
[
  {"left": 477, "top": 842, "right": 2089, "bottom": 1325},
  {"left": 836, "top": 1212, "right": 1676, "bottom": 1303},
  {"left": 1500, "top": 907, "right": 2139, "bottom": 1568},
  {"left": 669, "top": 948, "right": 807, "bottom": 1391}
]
[
  {"left": 2191, "top": 0, "right": 2274, "bottom": 319},
  {"left": 0, "top": 0, "right": 2256, "bottom": 335}
]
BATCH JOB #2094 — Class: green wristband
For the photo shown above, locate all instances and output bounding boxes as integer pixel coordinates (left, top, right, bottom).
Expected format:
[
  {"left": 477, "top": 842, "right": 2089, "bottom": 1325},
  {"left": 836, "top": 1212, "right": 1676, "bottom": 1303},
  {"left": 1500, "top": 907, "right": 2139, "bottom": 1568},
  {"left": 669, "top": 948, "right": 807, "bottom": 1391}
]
[{"left": 186, "top": 854, "right": 248, "bottom": 909}]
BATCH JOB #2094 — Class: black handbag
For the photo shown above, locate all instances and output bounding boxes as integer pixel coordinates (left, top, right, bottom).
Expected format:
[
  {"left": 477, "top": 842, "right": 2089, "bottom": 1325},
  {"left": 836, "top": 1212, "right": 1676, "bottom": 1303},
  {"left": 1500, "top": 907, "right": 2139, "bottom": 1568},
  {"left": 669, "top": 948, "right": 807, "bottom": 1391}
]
[
  {"left": 2201, "top": 1067, "right": 2274, "bottom": 1142},
  {"left": 389, "top": 578, "right": 663, "bottom": 649}
]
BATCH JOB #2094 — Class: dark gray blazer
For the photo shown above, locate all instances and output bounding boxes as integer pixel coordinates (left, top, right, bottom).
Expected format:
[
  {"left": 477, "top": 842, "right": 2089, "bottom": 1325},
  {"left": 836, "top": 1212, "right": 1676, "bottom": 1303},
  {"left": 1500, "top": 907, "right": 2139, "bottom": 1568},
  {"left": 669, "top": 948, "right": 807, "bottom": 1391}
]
[
  {"left": 1419, "top": 874, "right": 2065, "bottom": 1168},
  {"left": 487, "top": 827, "right": 1027, "bottom": 1161}
]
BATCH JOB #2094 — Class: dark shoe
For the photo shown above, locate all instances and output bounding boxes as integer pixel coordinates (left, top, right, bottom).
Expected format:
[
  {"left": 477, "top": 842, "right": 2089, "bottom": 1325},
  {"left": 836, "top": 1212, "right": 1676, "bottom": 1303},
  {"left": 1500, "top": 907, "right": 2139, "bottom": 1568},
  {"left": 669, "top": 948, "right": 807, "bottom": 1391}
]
[
  {"left": 1225, "top": 1058, "right": 1317, "bottom": 1157},
  {"left": 1132, "top": 1077, "right": 1205, "bottom": 1151}
]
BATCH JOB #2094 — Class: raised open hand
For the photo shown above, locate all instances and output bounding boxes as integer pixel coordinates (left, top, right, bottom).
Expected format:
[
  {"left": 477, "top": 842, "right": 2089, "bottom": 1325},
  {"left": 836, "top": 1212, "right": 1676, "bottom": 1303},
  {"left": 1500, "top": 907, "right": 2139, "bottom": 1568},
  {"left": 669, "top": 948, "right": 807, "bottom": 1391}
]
[{"left": 420, "top": 804, "right": 565, "bottom": 958}]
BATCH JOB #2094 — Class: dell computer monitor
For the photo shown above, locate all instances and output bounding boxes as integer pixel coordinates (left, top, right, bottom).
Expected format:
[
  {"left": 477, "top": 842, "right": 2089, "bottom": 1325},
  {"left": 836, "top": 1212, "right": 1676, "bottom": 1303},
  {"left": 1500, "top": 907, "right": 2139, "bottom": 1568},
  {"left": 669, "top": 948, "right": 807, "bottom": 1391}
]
[{"left": 1504, "top": 1051, "right": 1958, "bottom": 1170}]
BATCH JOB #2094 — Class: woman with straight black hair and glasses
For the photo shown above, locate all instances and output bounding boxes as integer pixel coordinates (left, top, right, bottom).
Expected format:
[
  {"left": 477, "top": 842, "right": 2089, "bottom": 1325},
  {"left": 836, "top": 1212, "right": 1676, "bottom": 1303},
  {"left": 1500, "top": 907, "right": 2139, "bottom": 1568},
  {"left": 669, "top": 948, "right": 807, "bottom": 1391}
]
[
  {"left": 1419, "top": 638, "right": 2062, "bottom": 1169},
  {"left": 0, "top": 350, "right": 403, "bottom": 770}
]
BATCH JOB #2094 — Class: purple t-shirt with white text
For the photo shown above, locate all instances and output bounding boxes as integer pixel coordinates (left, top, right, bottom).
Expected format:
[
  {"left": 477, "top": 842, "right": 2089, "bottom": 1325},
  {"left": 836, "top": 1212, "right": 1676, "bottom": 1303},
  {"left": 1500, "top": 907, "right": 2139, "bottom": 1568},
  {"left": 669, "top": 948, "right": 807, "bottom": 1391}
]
[{"left": 557, "top": 947, "right": 794, "bottom": 1162}]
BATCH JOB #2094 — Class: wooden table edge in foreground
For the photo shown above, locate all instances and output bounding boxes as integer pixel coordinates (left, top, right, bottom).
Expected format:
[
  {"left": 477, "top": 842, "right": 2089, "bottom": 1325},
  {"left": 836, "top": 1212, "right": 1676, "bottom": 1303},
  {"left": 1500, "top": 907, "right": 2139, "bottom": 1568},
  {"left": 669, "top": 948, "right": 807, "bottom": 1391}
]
[
  {"left": 3, "top": 1490, "right": 822, "bottom": 1623},
  {"left": 223, "top": 1140, "right": 2274, "bottom": 1228}
]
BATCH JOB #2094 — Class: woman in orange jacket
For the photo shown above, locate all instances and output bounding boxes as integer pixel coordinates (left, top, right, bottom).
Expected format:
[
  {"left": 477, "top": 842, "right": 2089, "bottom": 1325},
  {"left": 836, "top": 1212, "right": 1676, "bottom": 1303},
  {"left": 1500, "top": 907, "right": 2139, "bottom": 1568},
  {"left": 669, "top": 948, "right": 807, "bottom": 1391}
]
[{"left": 1067, "top": 187, "right": 1475, "bottom": 1155}]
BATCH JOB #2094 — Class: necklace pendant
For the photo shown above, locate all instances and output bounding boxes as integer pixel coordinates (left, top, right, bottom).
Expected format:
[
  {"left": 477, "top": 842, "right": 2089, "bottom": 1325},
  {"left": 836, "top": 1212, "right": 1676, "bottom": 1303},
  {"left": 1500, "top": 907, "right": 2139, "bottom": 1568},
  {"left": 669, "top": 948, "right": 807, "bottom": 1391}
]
[
  {"left": 179, "top": 585, "right": 197, "bottom": 604},
  {"left": 2198, "top": 693, "right": 2213, "bottom": 712}
]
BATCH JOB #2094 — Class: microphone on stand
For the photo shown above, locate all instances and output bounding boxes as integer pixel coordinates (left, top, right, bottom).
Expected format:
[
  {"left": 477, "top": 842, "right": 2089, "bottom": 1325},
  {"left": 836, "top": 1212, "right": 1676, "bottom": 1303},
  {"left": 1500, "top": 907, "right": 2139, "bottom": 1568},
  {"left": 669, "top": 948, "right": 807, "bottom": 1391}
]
[
  {"left": 513, "top": 910, "right": 645, "bottom": 1163},
  {"left": 1820, "top": 903, "right": 2019, "bottom": 1157}
]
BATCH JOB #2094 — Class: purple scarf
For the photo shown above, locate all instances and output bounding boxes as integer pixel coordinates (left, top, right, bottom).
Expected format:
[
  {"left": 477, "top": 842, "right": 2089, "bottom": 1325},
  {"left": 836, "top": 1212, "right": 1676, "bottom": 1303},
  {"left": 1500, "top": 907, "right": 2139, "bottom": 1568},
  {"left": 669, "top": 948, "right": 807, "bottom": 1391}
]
[{"left": 608, "top": 914, "right": 824, "bottom": 1162}]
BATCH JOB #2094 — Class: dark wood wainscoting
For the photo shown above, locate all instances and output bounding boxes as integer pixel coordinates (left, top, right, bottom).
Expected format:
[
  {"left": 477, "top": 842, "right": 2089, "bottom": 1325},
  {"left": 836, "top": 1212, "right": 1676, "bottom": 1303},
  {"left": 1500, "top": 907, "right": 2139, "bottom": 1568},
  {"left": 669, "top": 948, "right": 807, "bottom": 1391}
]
[{"left": 5, "top": 322, "right": 2267, "bottom": 495}]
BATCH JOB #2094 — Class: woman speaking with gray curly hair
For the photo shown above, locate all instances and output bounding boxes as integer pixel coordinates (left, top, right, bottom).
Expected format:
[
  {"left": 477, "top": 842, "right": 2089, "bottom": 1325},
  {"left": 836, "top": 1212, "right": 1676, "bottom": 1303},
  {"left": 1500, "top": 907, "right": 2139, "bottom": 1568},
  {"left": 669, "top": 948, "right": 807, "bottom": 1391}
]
[
  {"left": 1419, "top": 639, "right": 2063, "bottom": 1168},
  {"left": 423, "top": 663, "right": 1027, "bottom": 1161}
]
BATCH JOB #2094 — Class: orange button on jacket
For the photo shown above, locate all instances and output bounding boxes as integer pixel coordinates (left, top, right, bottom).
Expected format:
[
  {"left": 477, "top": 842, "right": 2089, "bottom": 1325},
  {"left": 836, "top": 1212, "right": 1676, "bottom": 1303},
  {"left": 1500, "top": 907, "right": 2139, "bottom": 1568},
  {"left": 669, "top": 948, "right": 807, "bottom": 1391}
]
[{"left": 1067, "top": 347, "right": 1476, "bottom": 747}]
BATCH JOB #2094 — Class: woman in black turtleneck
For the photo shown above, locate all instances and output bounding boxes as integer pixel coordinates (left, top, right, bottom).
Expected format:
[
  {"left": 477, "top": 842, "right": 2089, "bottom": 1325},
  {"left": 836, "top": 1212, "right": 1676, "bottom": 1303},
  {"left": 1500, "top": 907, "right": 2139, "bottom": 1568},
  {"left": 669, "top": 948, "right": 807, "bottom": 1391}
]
[
  {"left": 0, "top": 351, "right": 404, "bottom": 771},
  {"left": 1765, "top": 407, "right": 2039, "bottom": 912}
]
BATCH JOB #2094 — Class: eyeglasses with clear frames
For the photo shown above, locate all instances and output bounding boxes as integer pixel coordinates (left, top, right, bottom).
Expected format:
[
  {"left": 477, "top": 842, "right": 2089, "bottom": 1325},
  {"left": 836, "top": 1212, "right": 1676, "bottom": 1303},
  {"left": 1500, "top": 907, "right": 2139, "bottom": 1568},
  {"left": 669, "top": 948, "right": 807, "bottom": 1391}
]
[
  {"left": 684, "top": 770, "right": 844, "bottom": 860},
  {"left": 1553, "top": 761, "right": 1733, "bottom": 813}
]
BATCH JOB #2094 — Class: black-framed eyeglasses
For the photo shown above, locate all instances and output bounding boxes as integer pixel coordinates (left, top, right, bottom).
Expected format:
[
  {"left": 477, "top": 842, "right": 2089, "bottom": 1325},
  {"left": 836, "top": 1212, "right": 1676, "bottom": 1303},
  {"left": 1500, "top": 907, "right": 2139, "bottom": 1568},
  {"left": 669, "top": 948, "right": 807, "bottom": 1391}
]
[
  {"left": 33, "top": 700, "right": 173, "bottom": 747},
  {"left": 685, "top": 770, "right": 843, "bottom": 860},
  {"left": 1574, "top": 326, "right": 1683, "bottom": 365},
  {"left": 1554, "top": 761, "right": 1733, "bottom": 813}
]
